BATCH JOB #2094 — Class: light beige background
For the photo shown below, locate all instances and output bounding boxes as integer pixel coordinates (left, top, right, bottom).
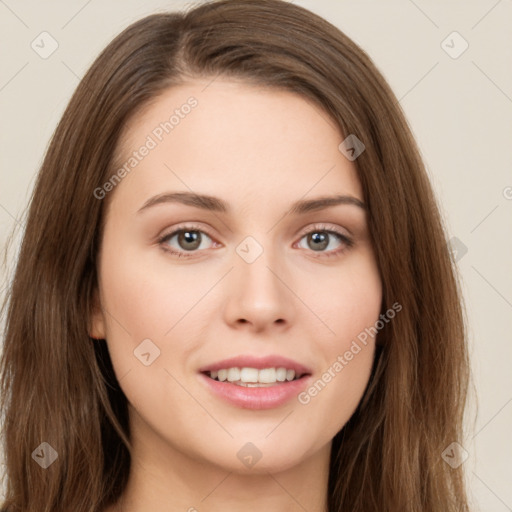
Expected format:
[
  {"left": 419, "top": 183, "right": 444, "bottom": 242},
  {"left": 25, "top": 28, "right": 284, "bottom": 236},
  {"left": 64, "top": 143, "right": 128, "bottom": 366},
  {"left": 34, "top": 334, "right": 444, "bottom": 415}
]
[{"left": 1, "top": 1, "right": 511, "bottom": 510}]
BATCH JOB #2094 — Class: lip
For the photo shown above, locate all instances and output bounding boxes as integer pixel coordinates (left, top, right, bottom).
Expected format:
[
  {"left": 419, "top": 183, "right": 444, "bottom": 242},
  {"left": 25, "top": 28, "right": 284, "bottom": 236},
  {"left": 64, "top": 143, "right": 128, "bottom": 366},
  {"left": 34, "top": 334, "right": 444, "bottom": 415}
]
[
  {"left": 199, "top": 372, "right": 313, "bottom": 410},
  {"left": 198, "top": 355, "right": 312, "bottom": 376},
  {"left": 197, "top": 354, "right": 313, "bottom": 410}
]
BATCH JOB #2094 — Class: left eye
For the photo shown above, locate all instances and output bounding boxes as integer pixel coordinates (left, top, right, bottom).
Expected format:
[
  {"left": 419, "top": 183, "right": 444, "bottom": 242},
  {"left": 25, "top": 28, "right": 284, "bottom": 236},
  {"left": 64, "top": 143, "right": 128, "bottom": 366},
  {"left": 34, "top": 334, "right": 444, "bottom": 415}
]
[{"left": 296, "top": 230, "right": 349, "bottom": 254}]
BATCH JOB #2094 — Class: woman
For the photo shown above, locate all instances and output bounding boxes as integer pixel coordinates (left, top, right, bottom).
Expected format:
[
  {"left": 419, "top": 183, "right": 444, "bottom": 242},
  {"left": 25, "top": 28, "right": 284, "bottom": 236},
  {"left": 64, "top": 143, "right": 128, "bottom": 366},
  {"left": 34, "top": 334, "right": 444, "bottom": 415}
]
[{"left": 0, "top": 0, "right": 471, "bottom": 510}]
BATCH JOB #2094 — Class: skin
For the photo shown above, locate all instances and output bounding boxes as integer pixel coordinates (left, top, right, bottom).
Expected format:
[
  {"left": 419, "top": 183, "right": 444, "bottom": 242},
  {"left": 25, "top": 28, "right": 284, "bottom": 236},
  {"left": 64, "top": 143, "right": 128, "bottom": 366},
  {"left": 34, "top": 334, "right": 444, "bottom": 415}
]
[{"left": 91, "top": 79, "right": 382, "bottom": 512}]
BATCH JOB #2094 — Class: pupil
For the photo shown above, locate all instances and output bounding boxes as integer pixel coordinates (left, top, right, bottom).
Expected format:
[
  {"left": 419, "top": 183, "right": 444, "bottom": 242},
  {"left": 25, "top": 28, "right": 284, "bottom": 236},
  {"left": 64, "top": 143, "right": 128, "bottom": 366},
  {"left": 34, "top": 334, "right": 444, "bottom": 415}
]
[
  {"left": 179, "top": 231, "right": 200, "bottom": 250},
  {"left": 309, "top": 232, "right": 328, "bottom": 251}
]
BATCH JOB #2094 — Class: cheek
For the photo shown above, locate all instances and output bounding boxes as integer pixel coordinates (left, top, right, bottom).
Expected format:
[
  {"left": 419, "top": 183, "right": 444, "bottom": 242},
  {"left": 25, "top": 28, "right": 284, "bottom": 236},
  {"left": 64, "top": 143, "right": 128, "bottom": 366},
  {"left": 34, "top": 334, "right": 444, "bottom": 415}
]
[
  {"left": 100, "top": 240, "right": 207, "bottom": 337},
  {"left": 328, "top": 253, "right": 382, "bottom": 370},
  {"left": 97, "top": 246, "right": 212, "bottom": 429},
  {"left": 96, "top": 233, "right": 209, "bottom": 387},
  {"left": 295, "top": 251, "right": 382, "bottom": 427},
  {"left": 306, "top": 248, "right": 382, "bottom": 347}
]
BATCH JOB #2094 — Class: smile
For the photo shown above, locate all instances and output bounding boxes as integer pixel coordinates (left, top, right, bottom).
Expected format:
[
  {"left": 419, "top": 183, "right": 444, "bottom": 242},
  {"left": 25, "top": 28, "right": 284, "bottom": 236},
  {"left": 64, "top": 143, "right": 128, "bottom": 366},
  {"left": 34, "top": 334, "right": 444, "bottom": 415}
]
[{"left": 205, "top": 366, "right": 305, "bottom": 385}]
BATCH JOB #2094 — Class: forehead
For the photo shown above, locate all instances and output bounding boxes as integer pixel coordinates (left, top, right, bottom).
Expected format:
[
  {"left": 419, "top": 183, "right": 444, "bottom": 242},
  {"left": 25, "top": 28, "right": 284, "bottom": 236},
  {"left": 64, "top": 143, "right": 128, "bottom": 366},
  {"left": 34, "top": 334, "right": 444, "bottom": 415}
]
[{"left": 109, "top": 79, "right": 363, "bottom": 213}]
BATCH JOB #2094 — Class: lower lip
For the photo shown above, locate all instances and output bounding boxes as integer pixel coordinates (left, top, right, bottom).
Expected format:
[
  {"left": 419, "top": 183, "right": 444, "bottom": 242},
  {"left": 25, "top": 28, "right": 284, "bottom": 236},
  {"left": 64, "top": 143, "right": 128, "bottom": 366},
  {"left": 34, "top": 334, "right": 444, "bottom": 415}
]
[{"left": 199, "top": 373, "right": 312, "bottom": 410}]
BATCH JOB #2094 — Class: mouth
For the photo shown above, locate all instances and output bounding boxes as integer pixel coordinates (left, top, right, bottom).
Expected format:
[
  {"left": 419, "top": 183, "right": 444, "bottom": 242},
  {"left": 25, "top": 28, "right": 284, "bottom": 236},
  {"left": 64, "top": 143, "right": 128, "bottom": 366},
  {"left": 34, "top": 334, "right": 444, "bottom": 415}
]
[
  {"left": 197, "top": 355, "right": 313, "bottom": 408},
  {"left": 198, "top": 366, "right": 313, "bottom": 410},
  {"left": 201, "top": 367, "right": 310, "bottom": 387}
]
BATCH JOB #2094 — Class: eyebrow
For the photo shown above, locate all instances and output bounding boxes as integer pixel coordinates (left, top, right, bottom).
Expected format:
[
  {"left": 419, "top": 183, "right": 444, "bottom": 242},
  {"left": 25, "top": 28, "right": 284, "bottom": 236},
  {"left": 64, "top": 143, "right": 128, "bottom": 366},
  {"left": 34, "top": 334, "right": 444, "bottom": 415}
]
[{"left": 137, "top": 191, "right": 366, "bottom": 215}]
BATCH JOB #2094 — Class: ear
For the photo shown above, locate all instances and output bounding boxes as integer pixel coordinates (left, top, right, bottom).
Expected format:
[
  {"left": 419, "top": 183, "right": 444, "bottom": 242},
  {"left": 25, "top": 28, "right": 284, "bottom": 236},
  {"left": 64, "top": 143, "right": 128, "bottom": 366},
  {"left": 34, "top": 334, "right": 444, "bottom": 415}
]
[{"left": 89, "top": 287, "right": 106, "bottom": 339}]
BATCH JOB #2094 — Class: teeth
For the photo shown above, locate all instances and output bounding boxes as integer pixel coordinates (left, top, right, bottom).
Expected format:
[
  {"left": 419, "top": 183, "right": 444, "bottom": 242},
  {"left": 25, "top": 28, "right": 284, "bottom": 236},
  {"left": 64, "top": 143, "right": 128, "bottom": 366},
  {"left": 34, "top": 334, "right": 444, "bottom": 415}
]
[
  {"left": 258, "top": 368, "right": 276, "bottom": 383},
  {"left": 240, "top": 367, "right": 259, "bottom": 382},
  {"left": 276, "top": 367, "right": 287, "bottom": 382},
  {"left": 227, "top": 368, "right": 241, "bottom": 382},
  {"left": 207, "top": 367, "right": 300, "bottom": 384},
  {"left": 234, "top": 381, "right": 275, "bottom": 387}
]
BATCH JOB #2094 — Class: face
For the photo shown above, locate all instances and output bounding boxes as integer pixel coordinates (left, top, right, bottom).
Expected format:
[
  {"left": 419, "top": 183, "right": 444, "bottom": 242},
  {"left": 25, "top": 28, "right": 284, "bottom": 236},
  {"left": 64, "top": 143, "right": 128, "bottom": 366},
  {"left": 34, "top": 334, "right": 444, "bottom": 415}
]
[{"left": 91, "top": 79, "right": 382, "bottom": 474}]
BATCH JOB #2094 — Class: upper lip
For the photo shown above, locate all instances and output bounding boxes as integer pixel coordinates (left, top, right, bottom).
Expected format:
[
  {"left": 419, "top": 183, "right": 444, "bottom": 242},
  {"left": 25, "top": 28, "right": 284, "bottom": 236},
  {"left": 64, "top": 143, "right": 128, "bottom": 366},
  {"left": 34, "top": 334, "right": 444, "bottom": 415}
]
[{"left": 199, "top": 355, "right": 312, "bottom": 377}]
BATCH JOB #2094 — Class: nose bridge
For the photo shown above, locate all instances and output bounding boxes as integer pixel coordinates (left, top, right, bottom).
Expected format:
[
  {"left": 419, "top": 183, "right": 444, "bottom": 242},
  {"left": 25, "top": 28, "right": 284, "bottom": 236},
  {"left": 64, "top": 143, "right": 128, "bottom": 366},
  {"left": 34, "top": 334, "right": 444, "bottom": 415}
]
[
  {"left": 236, "top": 232, "right": 284, "bottom": 298},
  {"left": 225, "top": 231, "right": 293, "bottom": 329}
]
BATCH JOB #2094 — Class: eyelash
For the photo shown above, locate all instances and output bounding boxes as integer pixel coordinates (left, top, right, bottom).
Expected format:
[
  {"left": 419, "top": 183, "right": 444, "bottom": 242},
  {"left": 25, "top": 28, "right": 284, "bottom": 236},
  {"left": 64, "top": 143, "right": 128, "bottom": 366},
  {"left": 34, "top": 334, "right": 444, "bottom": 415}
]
[{"left": 157, "top": 223, "right": 354, "bottom": 259}]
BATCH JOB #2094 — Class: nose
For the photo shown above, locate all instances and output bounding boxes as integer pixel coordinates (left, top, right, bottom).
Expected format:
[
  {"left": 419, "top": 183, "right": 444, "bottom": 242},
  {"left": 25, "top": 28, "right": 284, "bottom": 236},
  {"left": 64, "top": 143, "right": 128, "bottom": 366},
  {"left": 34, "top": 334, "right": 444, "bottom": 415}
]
[{"left": 223, "top": 243, "right": 295, "bottom": 333}]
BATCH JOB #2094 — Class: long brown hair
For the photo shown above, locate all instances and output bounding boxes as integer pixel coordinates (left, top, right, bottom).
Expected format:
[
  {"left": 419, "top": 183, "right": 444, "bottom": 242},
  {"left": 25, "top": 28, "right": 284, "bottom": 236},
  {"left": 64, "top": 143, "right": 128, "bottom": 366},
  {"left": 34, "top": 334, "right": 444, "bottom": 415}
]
[{"left": 0, "top": 1, "right": 472, "bottom": 510}]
